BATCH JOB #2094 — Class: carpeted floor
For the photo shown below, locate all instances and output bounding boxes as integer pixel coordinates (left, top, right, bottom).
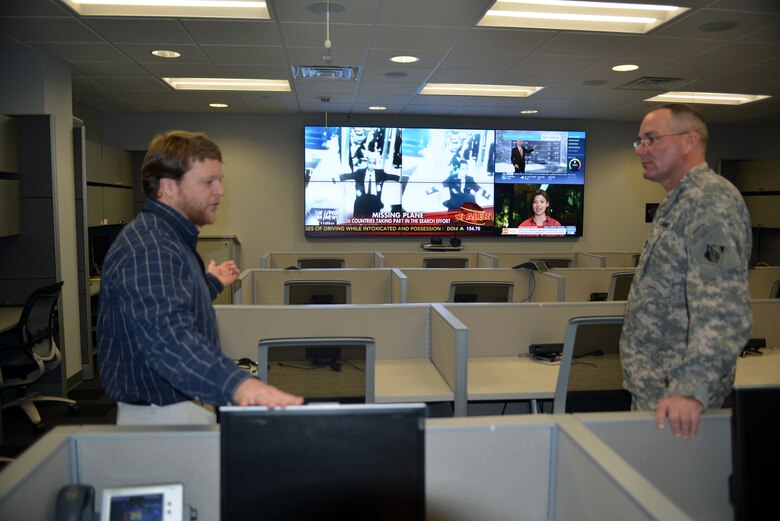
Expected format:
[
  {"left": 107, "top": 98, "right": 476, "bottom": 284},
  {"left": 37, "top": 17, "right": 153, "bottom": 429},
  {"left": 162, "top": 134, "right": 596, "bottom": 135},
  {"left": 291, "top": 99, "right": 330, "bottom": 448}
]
[{"left": 0, "top": 373, "right": 116, "bottom": 463}]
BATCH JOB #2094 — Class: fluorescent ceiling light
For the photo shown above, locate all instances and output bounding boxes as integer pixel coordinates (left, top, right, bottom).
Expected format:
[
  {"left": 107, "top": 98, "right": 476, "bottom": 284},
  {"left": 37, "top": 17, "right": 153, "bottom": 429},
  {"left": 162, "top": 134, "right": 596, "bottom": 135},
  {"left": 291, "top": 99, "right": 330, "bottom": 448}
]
[
  {"left": 478, "top": 0, "right": 687, "bottom": 34},
  {"left": 421, "top": 83, "right": 543, "bottom": 97},
  {"left": 520, "top": 109, "right": 539, "bottom": 114},
  {"left": 368, "top": 106, "right": 387, "bottom": 111},
  {"left": 645, "top": 91, "right": 771, "bottom": 106},
  {"left": 163, "top": 77, "right": 290, "bottom": 91},
  {"left": 59, "top": 0, "right": 270, "bottom": 19},
  {"left": 209, "top": 103, "right": 229, "bottom": 108},
  {"left": 612, "top": 64, "right": 638, "bottom": 72}
]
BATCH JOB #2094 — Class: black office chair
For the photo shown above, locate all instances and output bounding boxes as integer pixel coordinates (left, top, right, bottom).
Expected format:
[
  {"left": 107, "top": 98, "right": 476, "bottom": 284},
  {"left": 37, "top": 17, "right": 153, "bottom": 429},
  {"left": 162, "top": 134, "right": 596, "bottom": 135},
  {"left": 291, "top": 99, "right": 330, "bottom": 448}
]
[
  {"left": 552, "top": 315, "right": 631, "bottom": 414},
  {"left": 0, "top": 282, "right": 79, "bottom": 432},
  {"left": 607, "top": 272, "right": 635, "bottom": 301}
]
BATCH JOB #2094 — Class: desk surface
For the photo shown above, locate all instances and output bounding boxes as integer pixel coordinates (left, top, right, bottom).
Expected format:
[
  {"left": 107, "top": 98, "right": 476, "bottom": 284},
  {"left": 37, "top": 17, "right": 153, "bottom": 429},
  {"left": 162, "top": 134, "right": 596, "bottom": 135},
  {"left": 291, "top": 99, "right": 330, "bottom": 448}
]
[
  {"left": 467, "top": 347, "right": 780, "bottom": 402},
  {"left": 0, "top": 306, "right": 23, "bottom": 334},
  {"left": 375, "top": 359, "right": 454, "bottom": 403}
]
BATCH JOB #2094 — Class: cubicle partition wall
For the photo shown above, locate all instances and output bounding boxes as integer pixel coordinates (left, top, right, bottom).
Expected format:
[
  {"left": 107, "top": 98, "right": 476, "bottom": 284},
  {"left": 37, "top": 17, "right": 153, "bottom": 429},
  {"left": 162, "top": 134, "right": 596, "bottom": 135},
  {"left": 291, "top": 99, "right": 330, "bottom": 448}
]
[
  {"left": 574, "top": 252, "right": 606, "bottom": 268},
  {"left": 258, "top": 251, "right": 379, "bottom": 269},
  {"left": 1, "top": 414, "right": 707, "bottom": 521},
  {"left": 443, "top": 301, "right": 628, "bottom": 408},
  {"left": 748, "top": 266, "right": 780, "bottom": 299},
  {"left": 550, "top": 267, "right": 637, "bottom": 302},
  {"left": 245, "top": 268, "right": 397, "bottom": 304},
  {"left": 489, "top": 252, "right": 576, "bottom": 269},
  {"left": 215, "top": 303, "right": 465, "bottom": 413},
  {"left": 586, "top": 251, "right": 642, "bottom": 268},
  {"left": 749, "top": 299, "right": 780, "bottom": 346},
  {"left": 376, "top": 251, "right": 497, "bottom": 269},
  {"left": 400, "top": 268, "right": 532, "bottom": 303}
]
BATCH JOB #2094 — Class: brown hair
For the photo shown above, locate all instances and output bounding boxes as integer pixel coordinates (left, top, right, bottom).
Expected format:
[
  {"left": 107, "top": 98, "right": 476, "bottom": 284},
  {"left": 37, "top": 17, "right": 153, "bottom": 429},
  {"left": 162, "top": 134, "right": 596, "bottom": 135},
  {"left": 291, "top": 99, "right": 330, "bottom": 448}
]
[{"left": 141, "top": 130, "right": 222, "bottom": 199}]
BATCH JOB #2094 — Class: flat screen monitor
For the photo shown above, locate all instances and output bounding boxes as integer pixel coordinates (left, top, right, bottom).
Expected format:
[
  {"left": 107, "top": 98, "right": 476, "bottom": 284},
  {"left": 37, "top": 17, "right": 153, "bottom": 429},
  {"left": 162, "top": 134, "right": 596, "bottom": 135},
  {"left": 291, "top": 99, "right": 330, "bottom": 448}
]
[
  {"left": 297, "top": 257, "right": 346, "bottom": 269},
  {"left": 528, "top": 257, "right": 572, "bottom": 269},
  {"left": 258, "top": 337, "right": 376, "bottom": 403},
  {"left": 283, "top": 280, "right": 351, "bottom": 305},
  {"left": 220, "top": 404, "right": 426, "bottom": 521},
  {"left": 422, "top": 256, "right": 469, "bottom": 268},
  {"left": 88, "top": 224, "right": 124, "bottom": 276},
  {"left": 730, "top": 386, "right": 780, "bottom": 521},
  {"left": 449, "top": 281, "right": 513, "bottom": 303}
]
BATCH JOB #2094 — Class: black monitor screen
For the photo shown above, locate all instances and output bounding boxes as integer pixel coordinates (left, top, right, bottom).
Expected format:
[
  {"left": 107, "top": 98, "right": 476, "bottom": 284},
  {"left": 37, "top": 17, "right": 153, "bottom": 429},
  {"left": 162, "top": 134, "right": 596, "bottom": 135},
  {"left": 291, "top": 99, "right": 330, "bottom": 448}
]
[
  {"left": 88, "top": 224, "right": 123, "bottom": 276},
  {"left": 730, "top": 386, "right": 780, "bottom": 520},
  {"left": 220, "top": 404, "right": 426, "bottom": 521}
]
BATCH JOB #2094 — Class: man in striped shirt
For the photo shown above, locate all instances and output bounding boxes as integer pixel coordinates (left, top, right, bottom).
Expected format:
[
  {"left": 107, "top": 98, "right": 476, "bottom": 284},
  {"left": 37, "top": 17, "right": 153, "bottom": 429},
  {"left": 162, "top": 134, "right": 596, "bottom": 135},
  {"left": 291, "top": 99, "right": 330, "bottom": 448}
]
[{"left": 97, "top": 130, "right": 302, "bottom": 425}]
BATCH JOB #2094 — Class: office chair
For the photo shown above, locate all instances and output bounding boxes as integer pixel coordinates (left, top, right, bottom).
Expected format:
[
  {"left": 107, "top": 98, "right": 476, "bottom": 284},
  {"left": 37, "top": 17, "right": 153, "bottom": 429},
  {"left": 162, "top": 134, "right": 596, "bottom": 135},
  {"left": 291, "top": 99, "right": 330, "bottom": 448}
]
[
  {"left": 552, "top": 315, "right": 631, "bottom": 414},
  {"left": 0, "top": 281, "right": 79, "bottom": 432},
  {"left": 528, "top": 257, "right": 572, "bottom": 269},
  {"left": 770, "top": 280, "right": 780, "bottom": 299},
  {"left": 423, "top": 257, "right": 469, "bottom": 268},
  {"left": 296, "top": 257, "right": 346, "bottom": 269},
  {"left": 607, "top": 272, "right": 635, "bottom": 301}
]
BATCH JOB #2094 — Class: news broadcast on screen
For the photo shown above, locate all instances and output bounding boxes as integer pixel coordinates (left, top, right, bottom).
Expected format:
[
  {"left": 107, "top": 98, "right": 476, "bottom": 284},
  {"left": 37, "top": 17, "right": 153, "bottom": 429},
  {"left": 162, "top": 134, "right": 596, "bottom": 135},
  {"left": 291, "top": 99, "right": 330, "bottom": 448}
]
[{"left": 303, "top": 126, "right": 585, "bottom": 238}]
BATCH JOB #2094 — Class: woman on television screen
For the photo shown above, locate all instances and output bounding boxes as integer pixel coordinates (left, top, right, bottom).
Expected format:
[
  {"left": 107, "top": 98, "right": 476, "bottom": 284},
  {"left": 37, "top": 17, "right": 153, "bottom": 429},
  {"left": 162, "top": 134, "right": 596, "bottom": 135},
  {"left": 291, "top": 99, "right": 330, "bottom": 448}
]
[{"left": 519, "top": 189, "right": 561, "bottom": 227}]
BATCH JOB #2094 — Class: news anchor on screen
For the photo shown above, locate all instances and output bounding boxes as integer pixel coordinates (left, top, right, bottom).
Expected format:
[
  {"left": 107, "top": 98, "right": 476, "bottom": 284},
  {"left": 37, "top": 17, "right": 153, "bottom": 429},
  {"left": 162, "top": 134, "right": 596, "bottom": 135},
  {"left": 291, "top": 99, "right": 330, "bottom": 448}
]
[
  {"left": 511, "top": 139, "right": 534, "bottom": 173},
  {"left": 519, "top": 189, "right": 561, "bottom": 227}
]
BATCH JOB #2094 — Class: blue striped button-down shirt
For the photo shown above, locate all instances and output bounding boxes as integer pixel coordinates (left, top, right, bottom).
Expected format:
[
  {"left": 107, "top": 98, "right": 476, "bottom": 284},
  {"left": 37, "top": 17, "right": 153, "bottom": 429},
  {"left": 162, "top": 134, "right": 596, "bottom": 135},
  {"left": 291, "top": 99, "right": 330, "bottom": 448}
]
[{"left": 97, "top": 199, "right": 249, "bottom": 406}]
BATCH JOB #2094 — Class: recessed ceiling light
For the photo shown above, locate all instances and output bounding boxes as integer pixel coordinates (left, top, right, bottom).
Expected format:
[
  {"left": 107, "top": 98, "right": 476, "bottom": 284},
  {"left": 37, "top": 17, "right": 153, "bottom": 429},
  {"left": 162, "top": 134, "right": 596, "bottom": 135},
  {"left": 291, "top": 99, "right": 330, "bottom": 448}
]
[
  {"left": 612, "top": 64, "right": 638, "bottom": 72},
  {"left": 151, "top": 49, "right": 181, "bottom": 59},
  {"left": 478, "top": 0, "right": 688, "bottom": 34},
  {"left": 59, "top": 0, "right": 270, "bottom": 19},
  {"left": 421, "top": 83, "right": 544, "bottom": 98},
  {"left": 368, "top": 106, "right": 387, "bottom": 111},
  {"left": 390, "top": 55, "right": 419, "bottom": 64},
  {"left": 644, "top": 91, "right": 771, "bottom": 106},
  {"left": 162, "top": 77, "right": 290, "bottom": 91},
  {"left": 520, "top": 109, "right": 539, "bottom": 114},
  {"left": 209, "top": 103, "right": 229, "bottom": 108}
]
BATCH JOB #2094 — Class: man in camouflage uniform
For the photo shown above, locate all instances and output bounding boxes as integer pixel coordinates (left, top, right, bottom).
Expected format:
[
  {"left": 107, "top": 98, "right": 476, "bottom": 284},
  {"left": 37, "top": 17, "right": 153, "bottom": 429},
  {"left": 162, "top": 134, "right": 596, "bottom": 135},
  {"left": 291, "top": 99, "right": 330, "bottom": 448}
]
[{"left": 620, "top": 104, "right": 751, "bottom": 438}]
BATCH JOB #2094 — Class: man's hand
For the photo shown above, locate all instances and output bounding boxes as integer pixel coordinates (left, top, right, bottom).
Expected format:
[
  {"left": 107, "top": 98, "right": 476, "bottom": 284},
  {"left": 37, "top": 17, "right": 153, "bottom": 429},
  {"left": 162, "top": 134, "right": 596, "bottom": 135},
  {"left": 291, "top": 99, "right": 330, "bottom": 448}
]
[
  {"left": 655, "top": 396, "right": 704, "bottom": 438},
  {"left": 233, "top": 378, "right": 304, "bottom": 408},
  {"left": 207, "top": 260, "right": 240, "bottom": 287}
]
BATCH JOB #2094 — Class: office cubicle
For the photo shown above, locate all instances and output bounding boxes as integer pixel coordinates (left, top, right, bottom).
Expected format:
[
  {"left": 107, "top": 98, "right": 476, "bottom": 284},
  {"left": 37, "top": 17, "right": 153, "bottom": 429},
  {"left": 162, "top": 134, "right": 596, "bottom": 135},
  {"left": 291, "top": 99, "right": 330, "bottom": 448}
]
[
  {"left": 548, "top": 267, "right": 637, "bottom": 302},
  {"left": 400, "top": 268, "right": 532, "bottom": 303},
  {"left": 215, "top": 303, "right": 466, "bottom": 415},
  {"left": 2, "top": 413, "right": 714, "bottom": 521},
  {"left": 748, "top": 266, "right": 780, "bottom": 299},
  {"left": 378, "top": 251, "right": 497, "bottom": 269},
  {"left": 258, "top": 251, "right": 379, "bottom": 269}
]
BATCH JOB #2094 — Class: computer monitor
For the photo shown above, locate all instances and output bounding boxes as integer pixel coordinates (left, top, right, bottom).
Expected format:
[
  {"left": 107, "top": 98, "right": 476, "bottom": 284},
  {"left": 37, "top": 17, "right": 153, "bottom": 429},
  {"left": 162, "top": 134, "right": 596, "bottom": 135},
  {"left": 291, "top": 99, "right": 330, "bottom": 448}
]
[
  {"left": 730, "top": 386, "right": 780, "bottom": 521},
  {"left": 448, "top": 281, "right": 513, "bottom": 303},
  {"left": 88, "top": 224, "right": 123, "bottom": 276},
  {"left": 258, "top": 337, "right": 376, "bottom": 403},
  {"left": 528, "top": 257, "right": 572, "bottom": 269},
  {"left": 283, "top": 280, "right": 351, "bottom": 305},
  {"left": 297, "top": 257, "right": 346, "bottom": 269},
  {"left": 220, "top": 404, "right": 426, "bottom": 521},
  {"left": 607, "top": 271, "right": 634, "bottom": 301},
  {"left": 770, "top": 280, "right": 779, "bottom": 299},
  {"left": 422, "top": 257, "right": 469, "bottom": 268}
]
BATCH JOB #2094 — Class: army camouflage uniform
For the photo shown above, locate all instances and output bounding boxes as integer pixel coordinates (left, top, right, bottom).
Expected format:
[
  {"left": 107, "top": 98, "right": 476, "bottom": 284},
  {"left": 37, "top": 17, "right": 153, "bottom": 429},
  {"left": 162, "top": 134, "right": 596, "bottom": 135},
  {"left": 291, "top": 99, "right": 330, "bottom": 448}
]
[{"left": 620, "top": 162, "right": 752, "bottom": 410}]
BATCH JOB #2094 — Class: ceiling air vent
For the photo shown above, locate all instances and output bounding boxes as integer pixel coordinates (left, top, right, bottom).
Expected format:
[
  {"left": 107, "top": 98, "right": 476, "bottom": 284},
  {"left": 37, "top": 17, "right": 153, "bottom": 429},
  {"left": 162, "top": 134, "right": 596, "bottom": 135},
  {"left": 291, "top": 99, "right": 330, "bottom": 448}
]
[
  {"left": 292, "top": 65, "right": 359, "bottom": 80},
  {"left": 617, "top": 76, "right": 695, "bottom": 91}
]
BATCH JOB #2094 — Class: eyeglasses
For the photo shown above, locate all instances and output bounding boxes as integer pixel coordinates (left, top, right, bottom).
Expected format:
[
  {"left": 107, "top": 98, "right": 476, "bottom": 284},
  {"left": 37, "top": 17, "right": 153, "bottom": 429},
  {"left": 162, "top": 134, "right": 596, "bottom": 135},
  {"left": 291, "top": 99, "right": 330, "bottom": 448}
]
[{"left": 632, "top": 132, "right": 688, "bottom": 149}]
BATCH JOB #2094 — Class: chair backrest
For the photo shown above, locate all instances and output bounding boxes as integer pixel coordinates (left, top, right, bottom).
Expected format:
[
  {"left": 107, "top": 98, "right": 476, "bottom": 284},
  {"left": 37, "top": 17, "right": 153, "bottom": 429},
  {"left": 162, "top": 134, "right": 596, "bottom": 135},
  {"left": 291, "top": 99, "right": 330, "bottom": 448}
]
[
  {"left": 448, "top": 281, "right": 513, "bottom": 303},
  {"left": 18, "top": 282, "right": 64, "bottom": 359},
  {"left": 258, "top": 337, "right": 376, "bottom": 403},
  {"left": 423, "top": 257, "right": 469, "bottom": 268},
  {"left": 770, "top": 280, "right": 780, "bottom": 299},
  {"left": 552, "top": 315, "right": 630, "bottom": 414},
  {"left": 528, "top": 257, "right": 572, "bottom": 269},
  {"left": 297, "top": 257, "right": 346, "bottom": 269},
  {"left": 283, "top": 280, "right": 352, "bottom": 305},
  {"left": 607, "top": 272, "right": 635, "bottom": 301}
]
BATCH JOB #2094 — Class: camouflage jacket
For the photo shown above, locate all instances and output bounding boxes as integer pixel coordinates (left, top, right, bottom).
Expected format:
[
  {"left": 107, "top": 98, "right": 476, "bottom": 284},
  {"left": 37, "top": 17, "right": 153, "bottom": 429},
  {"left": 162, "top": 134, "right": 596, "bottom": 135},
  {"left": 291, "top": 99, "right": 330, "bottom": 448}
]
[{"left": 620, "top": 162, "right": 752, "bottom": 409}]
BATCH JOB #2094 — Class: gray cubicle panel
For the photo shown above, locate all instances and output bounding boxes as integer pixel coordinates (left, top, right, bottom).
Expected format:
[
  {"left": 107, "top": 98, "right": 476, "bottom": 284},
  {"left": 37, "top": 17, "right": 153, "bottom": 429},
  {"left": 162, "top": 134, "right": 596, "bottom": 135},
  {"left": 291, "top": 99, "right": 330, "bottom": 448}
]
[
  {"left": 585, "top": 251, "right": 643, "bottom": 267},
  {"left": 748, "top": 266, "right": 780, "bottom": 299},
  {"left": 0, "top": 415, "right": 695, "bottom": 521},
  {"left": 258, "top": 251, "right": 379, "bottom": 269},
  {"left": 750, "top": 299, "right": 780, "bottom": 346},
  {"left": 400, "top": 268, "right": 531, "bottom": 303},
  {"left": 378, "top": 251, "right": 497, "bottom": 269},
  {"left": 549, "top": 267, "right": 637, "bottom": 302},
  {"left": 246, "top": 268, "right": 397, "bottom": 304},
  {"left": 577, "top": 411, "right": 732, "bottom": 521},
  {"left": 489, "top": 252, "right": 577, "bottom": 269},
  {"left": 215, "top": 303, "right": 466, "bottom": 414}
]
